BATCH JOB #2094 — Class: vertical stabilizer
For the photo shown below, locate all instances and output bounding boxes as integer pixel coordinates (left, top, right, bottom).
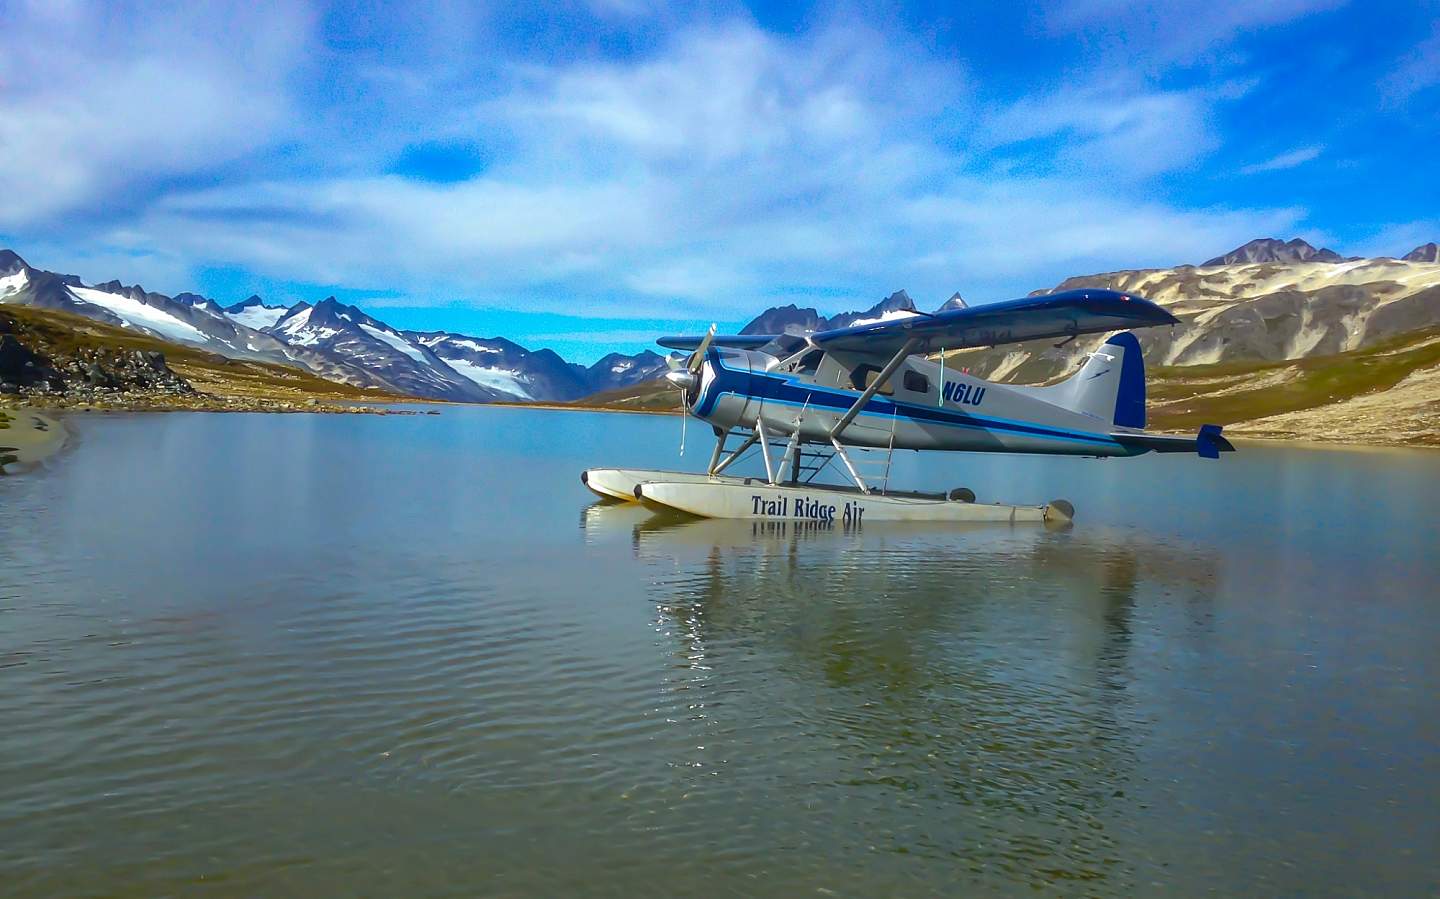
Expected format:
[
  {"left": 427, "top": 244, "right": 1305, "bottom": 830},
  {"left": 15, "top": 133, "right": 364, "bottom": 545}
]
[{"left": 1058, "top": 331, "right": 1146, "bottom": 428}]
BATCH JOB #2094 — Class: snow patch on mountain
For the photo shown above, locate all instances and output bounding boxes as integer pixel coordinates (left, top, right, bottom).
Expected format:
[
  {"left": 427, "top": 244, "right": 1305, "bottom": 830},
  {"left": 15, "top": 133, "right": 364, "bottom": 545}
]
[
  {"left": 443, "top": 358, "right": 533, "bottom": 399},
  {"left": 451, "top": 338, "right": 500, "bottom": 353},
  {"left": 67, "top": 284, "right": 209, "bottom": 344},
  {"left": 228, "top": 304, "right": 288, "bottom": 331},
  {"left": 273, "top": 306, "right": 340, "bottom": 347},
  {"left": 359, "top": 323, "right": 429, "bottom": 365},
  {"left": 843, "top": 309, "right": 921, "bottom": 329},
  {"left": 0, "top": 268, "right": 27, "bottom": 297}
]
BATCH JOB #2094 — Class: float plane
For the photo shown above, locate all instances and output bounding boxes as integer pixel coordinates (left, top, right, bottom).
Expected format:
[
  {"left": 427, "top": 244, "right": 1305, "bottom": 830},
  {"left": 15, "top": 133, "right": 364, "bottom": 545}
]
[{"left": 582, "top": 288, "right": 1233, "bottom": 523}]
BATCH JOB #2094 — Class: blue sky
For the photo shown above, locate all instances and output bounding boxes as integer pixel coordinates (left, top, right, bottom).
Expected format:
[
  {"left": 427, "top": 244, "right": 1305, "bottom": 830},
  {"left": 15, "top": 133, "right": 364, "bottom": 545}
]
[{"left": 1, "top": 0, "right": 1437, "bottom": 363}]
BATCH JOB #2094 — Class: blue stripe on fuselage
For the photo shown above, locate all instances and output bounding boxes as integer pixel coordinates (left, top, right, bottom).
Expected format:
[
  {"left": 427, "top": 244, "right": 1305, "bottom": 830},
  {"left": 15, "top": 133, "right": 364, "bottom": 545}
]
[{"left": 696, "top": 351, "right": 1124, "bottom": 449}]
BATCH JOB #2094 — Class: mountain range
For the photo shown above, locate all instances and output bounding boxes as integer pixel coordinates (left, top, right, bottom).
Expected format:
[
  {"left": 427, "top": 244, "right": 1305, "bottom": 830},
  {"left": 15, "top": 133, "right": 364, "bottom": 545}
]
[
  {"left": 737, "top": 289, "right": 968, "bottom": 336},
  {"left": 4, "top": 237, "right": 1439, "bottom": 420},
  {"left": 0, "top": 249, "right": 665, "bottom": 403}
]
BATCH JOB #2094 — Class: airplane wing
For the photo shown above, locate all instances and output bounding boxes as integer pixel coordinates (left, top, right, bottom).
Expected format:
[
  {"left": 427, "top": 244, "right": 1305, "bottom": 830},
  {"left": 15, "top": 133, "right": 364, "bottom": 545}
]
[
  {"left": 656, "top": 334, "right": 779, "bottom": 351},
  {"left": 655, "top": 289, "right": 1177, "bottom": 358},
  {"left": 811, "top": 289, "right": 1178, "bottom": 357}
]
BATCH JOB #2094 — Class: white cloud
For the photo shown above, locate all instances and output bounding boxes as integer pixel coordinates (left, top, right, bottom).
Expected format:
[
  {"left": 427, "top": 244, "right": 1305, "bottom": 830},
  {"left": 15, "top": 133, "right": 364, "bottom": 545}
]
[
  {"left": 901, "top": 177, "right": 1305, "bottom": 276},
  {"left": 32, "top": 17, "right": 1308, "bottom": 319},
  {"left": 496, "top": 22, "right": 958, "bottom": 167},
  {"left": 0, "top": 1, "right": 310, "bottom": 228},
  {"left": 1239, "top": 145, "right": 1323, "bottom": 174},
  {"left": 983, "top": 83, "right": 1233, "bottom": 178}
]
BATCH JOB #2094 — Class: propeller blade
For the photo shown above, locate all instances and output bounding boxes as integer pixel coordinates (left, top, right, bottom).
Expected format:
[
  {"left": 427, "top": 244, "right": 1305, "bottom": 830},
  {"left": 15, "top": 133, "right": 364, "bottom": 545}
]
[{"left": 687, "top": 323, "right": 717, "bottom": 373}]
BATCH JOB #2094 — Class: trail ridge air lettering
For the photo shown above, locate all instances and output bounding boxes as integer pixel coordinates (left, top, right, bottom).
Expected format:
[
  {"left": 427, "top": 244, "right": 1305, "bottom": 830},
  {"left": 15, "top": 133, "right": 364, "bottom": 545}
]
[
  {"left": 749, "top": 493, "right": 866, "bottom": 524},
  {"left": 750, "top": 493, "right": 836, "bottom": 521},
  {"left": 941, "top": 381, "right": 986, "bottom": 406}
]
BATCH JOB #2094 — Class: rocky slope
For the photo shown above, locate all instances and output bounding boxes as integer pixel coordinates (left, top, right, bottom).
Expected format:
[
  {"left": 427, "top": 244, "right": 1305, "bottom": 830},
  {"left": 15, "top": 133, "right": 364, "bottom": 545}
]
[
  {"left": 939, "top": 239, "right": 1440, "bottom": 388},
  {"left": 1404, "top": 243, "right": 1439, "bottom": 263},
  {"left": 1201, "top": 237, "right": 1346, "bottom": 266}
]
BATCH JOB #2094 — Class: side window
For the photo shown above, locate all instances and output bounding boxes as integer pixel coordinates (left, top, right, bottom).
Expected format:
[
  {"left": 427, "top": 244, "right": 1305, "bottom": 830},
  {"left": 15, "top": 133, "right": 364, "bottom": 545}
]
[
  {"left": 795, "top": 350, "right": 823, "bottom": 375},
  {"left": 903, "top": 371, "right": 929, "bottom": 394},
  {"left": 849, "top": 364, "right": 894, "bottom": 395}
]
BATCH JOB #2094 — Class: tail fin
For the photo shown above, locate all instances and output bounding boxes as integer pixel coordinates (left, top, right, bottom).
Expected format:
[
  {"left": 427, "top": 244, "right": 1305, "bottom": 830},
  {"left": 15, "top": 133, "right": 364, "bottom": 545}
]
[{"left": 1058, "top": 331, "right": 1146, "bottom": 428}]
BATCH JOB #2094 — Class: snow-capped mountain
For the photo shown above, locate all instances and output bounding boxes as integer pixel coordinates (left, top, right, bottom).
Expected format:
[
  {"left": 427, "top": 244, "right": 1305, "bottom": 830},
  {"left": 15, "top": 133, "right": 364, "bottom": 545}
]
[
  {"left": 827, "top": 290, "right": 921, "bottom": 330},
  {"left": 937, "top": 292, "right": 968, "bottom": 312},
  {"left": 269, "top": 298, "right": 501, "bottom": 402},
  {"left": 17, "top": 235, "right": 1433, "bottom": 408},
  {"left": 405, "top": 331, "right": 596, "bottom": 401},
  {"left": 1, "top": 248, "right": 683, "bottom": 403},
  {"left": 225, "top": 295, "right": 289, "bottom": 331},
  {"left": 0, "top": 252, "right": 398, "bottom": 393}
]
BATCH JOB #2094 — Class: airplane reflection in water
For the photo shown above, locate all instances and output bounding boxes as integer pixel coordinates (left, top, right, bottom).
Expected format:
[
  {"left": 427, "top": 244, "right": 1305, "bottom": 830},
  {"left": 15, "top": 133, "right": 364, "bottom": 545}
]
[{"left": 580, "top": 500, "right": 1224, "bottom": 880}]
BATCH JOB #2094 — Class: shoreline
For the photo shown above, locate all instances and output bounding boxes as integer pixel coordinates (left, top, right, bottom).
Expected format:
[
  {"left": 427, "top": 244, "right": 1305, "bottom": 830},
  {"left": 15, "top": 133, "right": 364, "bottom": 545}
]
[
  {"left": 486, "top": 400, "right": 679, "bottom": 416},
  {"left": 0, "top": 408, "right": 69, "bottom": 474}
]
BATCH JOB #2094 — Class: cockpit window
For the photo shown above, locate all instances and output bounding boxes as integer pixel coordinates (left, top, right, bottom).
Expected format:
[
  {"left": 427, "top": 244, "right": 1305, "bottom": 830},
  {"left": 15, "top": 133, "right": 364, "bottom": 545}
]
[{"left": 849, "top": 364, "right": 894, "bottom": 395}]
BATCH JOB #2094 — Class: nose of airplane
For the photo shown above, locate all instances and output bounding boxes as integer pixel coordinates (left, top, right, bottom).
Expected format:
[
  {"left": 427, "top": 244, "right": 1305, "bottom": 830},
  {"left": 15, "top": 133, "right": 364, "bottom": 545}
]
[{"left": 664, "top": 369, "right": 699, "bottom": 392}]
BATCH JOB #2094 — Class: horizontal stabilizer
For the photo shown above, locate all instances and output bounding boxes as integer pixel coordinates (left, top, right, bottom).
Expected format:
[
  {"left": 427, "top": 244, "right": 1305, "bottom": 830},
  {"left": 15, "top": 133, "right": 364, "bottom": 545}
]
[{"left": 1111, "top": 424, "right": 1235, "bottom": 458}]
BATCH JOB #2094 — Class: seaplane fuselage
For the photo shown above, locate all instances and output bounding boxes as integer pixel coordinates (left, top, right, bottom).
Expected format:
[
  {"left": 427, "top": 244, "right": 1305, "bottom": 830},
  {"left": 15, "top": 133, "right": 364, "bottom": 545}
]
[{"left": 684, "top": 342, "right": 1147, "bottom": 457}]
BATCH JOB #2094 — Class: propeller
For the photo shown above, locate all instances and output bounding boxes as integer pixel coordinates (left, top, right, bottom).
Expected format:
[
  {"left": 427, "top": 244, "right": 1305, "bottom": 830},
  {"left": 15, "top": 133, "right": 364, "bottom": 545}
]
[{"left": 663, "top": 323, "right": 716, "bottom": 455}]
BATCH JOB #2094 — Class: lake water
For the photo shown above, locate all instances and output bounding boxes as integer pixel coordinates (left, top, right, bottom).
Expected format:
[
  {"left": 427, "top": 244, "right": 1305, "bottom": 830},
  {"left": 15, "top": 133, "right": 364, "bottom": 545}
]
[{"left": 2, "top": 407, "right": 1437, "bottom": 896}]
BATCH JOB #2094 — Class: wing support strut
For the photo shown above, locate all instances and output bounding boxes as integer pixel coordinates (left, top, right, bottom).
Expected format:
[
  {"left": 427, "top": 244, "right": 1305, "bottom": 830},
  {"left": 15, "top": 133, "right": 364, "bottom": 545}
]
[
  {"left": 706, "top": 428, "right": 728, "bottom": 475},
  {"left": 830, "top": 438, "right": 870, "bottom": 495},
  {"left": 755, "top": 417, "right": 776, "bottom": 484},
  {"left": 709, "top": 431, "right": 759, "bottom": 476},
  {"left": 829, "top": 337, "right": 919, "bottom": 441},
  {"left": 777, "top": 398, "right": 811, "bottom": 485}
]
